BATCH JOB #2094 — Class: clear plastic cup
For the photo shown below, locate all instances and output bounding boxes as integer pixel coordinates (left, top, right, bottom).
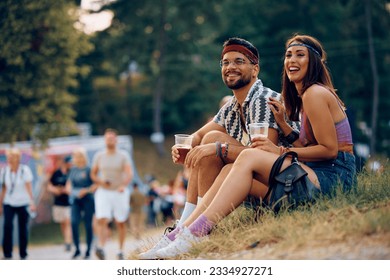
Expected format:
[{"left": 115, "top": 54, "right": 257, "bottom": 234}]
[
  {"left": 249, "top": 122, "right": 269, "bottom": 140},
  {"left": 174, "top": 134, "right": 193, "bottom": 164}
]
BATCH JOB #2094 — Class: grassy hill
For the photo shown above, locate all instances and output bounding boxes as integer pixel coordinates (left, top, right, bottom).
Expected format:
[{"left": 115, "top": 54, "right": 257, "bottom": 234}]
[
  {"left": 132, "top": 134, "right": 183, "bottom": 184},
  {"left": 179, "top": 168, "right": 390, "bottom": 259},
  {"left": 128, "top": 158, "right": 390, "bottom": 259}
]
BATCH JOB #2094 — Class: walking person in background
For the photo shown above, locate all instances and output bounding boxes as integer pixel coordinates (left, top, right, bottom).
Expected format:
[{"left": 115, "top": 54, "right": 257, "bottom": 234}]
[
  {"left": 146, "top": 177, "right": 160, "bottom": 226},
  {"left": 91, "top": 128, "right": 133, "bottom": 260},
  {"left": 65, "top": 148, "right": 96, "bottom": 259},
  {"left": 159, "top": 180, "right": 175, "bottom": 226},
  {"left": 129, "top": 183, "right": 146, "bottom": 240},
  {"left": 0, "top": 147, "right": 35, "bottom": 260},
  {"left": 153, "top": 34, "right": 357, "bottom": 259},
  {"left": 172, "top": 167, "right": 190, "bottom": 219},
  {"left": 47, "top": 155, "right": 72, "bottom": 252}
]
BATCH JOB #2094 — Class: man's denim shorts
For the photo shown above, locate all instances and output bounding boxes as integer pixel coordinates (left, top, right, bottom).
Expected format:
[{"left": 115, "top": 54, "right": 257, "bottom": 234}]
[{"left": 306, "top": 151, "right": 356, "bottom": 196}]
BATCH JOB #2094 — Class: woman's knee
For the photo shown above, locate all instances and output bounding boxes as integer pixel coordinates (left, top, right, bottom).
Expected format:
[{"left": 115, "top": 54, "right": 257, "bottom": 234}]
[
  {"left": 220, "top": 163, "right": 233, "bottom": 174},
  {"left": 229, "top": 150, "right": 255, "bottom": 173},
  {"left": 234, "top": 149, "right": 270, "bottom": 175},
  {"left": 236, "top": 149, "right": 257, "bottom": 164}
]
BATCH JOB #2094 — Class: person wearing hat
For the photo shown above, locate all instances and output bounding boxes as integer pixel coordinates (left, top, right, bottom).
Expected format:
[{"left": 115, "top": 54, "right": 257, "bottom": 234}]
[{"left": 47, "top": 155, "right": 73, "bottom": 252}]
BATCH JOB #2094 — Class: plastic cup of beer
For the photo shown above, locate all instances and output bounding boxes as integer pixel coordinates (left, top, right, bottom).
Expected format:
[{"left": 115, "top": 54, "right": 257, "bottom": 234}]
[
  {"left": 249, "top": 122, "right": 269, "bottom": 141},
  {"left": 174, "top": 134, "right": 193, "bottom": 164}
]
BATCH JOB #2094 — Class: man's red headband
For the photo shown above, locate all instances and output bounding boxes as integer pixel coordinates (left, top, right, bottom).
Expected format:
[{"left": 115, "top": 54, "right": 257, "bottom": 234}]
[{"left": 221, "top": 44, "right": 259, "bottom": 65}]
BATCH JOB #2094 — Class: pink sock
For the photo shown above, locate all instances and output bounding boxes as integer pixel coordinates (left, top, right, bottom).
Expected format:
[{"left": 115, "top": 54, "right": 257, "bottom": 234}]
[
  {"left": 166, "top": 226, "right": 181, "bottom": 241},
  {"left": 188, "top": 214, "right": 215, "bottom": 237}
]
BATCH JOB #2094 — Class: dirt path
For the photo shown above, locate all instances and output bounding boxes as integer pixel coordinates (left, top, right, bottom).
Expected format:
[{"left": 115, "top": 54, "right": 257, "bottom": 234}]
[{"left": 26, "top": 227, "right": 162, "bottom": 260}]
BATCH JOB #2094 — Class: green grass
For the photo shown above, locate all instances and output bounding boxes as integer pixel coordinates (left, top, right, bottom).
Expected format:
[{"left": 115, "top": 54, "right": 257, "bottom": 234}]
[
  {"left": 132, "top": 134, "right": 182, "bottom": 184},
  {"left": 185, "top": 167, "right": 390, "bottom": 259},
  {"left": 30, "top": 222, "right": 93, "bottom": 246},
  {"left": 30, "top": 222, "right": 67, "bottom": 246}
]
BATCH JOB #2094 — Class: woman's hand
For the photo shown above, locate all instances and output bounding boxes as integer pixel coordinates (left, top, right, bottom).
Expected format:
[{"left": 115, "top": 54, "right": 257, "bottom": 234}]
[
  {"left": 268, "top": 97, "right": 287, "bottom": 126},
  {"left": 251, "top": 136, "right": 279, "bottom": 154}
]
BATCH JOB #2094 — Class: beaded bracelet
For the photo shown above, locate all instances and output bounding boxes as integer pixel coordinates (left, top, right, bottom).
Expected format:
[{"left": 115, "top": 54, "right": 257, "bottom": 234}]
[
  {"left": 215, "top": 141, "right": 222, "bottom": 157},
  {"left": 222, "top": 142, "right": 229, "bottom": 159},
  {"left": 285, "top": 130, "right": 300, "bottom": 144}
]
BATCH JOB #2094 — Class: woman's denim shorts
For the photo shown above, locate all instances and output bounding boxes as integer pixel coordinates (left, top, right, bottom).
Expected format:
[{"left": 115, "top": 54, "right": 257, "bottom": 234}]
[{"left": 306, "top": 151, "right": 356, "bottom": 196}]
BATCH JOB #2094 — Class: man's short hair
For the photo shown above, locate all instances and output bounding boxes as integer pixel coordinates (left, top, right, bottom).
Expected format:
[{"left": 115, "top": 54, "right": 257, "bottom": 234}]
[{"left": 104, "top": 128, "right": 118, "bottom": 135}]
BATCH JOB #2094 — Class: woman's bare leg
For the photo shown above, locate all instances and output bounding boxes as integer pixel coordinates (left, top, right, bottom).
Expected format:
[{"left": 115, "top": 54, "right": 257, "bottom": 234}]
[
  {"left": 201, "top": 149, "right": 280, "bottom": 223},
  {"left": 201, "top": 149, "right": 320, "bottom": 224}
]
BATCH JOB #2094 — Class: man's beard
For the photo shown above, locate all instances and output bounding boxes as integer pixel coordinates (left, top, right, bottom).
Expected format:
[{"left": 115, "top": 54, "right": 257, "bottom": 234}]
[
  {"left": 224, "top": 75, "right": 251, "bottom": 90},
  {"left": 106, "top": 143, "right": 116, "bottom": 150}
]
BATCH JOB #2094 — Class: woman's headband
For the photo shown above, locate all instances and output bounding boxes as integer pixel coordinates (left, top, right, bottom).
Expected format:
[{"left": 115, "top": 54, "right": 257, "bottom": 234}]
[
  {"left": 221, "top": 44, "right": 259, "bottom": 64},
  {"left": 287, "top": 43, "right": 321, "bottom": 57}
]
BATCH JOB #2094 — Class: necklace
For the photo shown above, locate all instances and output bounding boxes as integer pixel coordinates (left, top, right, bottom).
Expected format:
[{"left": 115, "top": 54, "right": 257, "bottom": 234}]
[{"left": 8, "top": 167, "right": 19, "bottom": 195}]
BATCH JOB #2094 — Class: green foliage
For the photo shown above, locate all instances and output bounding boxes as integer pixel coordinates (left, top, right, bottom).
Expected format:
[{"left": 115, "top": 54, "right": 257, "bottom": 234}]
[
  {"left": 0, "top": 0, "right": 92, "bottom": 143},
  {"left": 76, "top": 0, "right": 226, "bottom": 135},
  {"left": 1, "top": 0, "right": 389, "bottom": 156},
  {"left": 74, "top": 0, "right": 389, "bottom": 156}
]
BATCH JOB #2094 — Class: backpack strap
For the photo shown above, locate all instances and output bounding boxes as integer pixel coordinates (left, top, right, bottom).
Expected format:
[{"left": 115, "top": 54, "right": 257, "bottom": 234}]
[
  {"left": 20, "top": 164, "right": 25, "bottom": 178},
  {"left": 1, "top": 167, "right": 5, "bottom": 188}
]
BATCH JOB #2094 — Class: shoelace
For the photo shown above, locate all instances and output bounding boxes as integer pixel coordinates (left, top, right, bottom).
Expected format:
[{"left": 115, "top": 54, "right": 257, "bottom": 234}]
[{"left": 163, "top": 221, "right": 178, "bottom": 235}]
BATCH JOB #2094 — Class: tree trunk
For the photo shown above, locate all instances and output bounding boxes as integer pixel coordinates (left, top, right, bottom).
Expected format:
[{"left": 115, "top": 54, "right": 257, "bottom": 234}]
[
  {"left": 365, "top": 0, "right": 379, "bottom": 156},
  {"left": 152, "top": 0, "right": 168, "bottom": 157}
]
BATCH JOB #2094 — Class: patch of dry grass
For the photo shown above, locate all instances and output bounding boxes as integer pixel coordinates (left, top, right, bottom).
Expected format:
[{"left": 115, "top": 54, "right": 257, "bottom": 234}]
[
  {"left": 130, "top": 139, "right": 389, "bottom": 259},
  {"left": 187, "top": 167, "right": 390, "bottom": 259},
  {"left": 132, "top": 134, "right": 182, "bottom": 183}
]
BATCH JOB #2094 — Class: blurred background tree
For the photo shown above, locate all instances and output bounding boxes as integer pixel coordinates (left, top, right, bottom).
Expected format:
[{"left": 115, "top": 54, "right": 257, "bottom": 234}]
[
  {"left": 0, "top": 0, "right": 92, "bottom": 144},
  {"left": 1, "top": 0, "right": 389, "bottom": 156}
]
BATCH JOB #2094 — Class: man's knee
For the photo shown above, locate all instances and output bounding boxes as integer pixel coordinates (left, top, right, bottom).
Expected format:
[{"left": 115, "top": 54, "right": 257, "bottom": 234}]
[
  {"left": 200, "top": 131, "right": 226, "bottom": 145},
  {"left": 116, "top": 220, "right": 127, "bottom": 227},
  {"left": 97, "top": 218, "right": 109, "bottom": 226}
]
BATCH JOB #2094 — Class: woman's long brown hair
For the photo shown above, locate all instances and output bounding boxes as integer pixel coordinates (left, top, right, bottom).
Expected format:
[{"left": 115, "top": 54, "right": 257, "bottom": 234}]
[{"left": 281, "top": 34, "right": 345, "bottom": 121}]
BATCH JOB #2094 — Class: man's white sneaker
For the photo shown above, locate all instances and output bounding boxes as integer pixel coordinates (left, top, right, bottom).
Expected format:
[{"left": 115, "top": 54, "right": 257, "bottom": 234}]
[
  {"left": 164, "top": 220, "right": 179, "bottom": 235},
  {"left": 155, "top": 227, "right": 205, "bottom": 259},
  {"left": 138, "top": 235, "right": 172, "bottom": 260}
]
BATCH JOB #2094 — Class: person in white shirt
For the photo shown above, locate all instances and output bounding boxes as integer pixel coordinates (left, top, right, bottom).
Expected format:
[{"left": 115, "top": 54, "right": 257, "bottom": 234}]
[{"left": 0, "top": 147, "right": 35, "bottom": 260}]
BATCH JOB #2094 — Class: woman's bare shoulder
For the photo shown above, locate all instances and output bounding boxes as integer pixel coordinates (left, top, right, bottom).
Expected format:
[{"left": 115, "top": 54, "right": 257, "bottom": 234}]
[{"left": 303, "top": 84, "right": 334, "bottom": 102}]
